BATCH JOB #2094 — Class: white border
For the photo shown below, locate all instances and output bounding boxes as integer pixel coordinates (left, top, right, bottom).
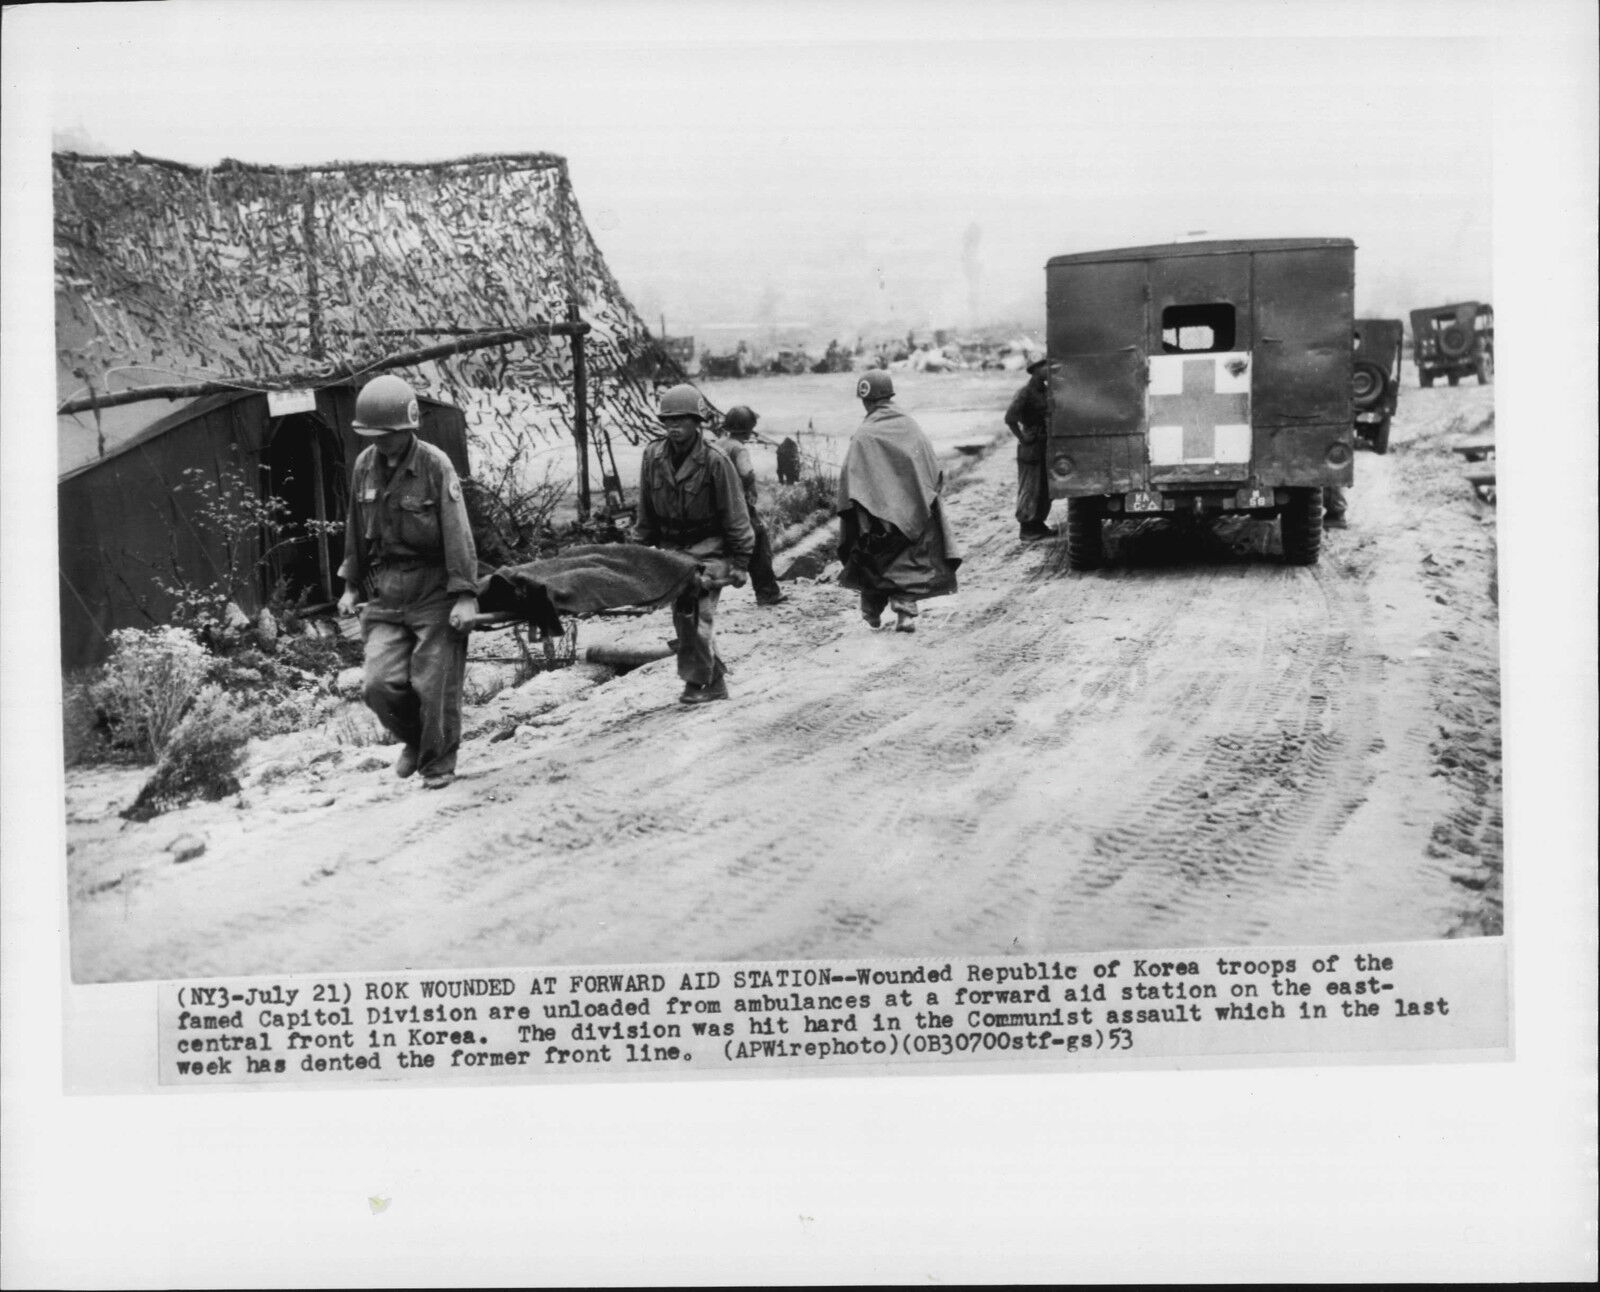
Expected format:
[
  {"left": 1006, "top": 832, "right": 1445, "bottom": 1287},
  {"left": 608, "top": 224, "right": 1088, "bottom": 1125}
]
[{"left": 5, "top": 0, "right": 1596, "bottom": 1284}]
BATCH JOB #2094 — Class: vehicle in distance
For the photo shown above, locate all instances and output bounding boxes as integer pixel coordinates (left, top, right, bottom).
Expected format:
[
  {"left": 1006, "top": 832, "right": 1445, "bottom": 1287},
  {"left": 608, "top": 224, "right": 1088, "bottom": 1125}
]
[
  {"left": 1352, "top": 317, "right": 1404, "bottom": 454},
  {"left": 1409, "top": 301, "right": 1493, "bottom": 387}
]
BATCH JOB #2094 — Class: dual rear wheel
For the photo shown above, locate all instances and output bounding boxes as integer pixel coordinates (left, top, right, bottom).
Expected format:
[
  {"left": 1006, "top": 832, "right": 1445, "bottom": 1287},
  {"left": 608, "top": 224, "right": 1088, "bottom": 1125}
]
[
  {"left": 1065, "top": 496, "right": 1106, "bottom": 570},
  {"left": 1064, "top": 490, "right": 1323, "bottom": 568},
  {"left": 1280, "top": 487, "right": 1324, "bottom": 565}
]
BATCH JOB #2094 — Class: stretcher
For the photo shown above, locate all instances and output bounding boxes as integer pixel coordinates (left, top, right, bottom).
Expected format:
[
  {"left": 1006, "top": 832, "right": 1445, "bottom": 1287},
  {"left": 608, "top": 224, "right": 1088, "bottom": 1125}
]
[{"left": 462, "top": 569, "right": 742, "bottom": 672}]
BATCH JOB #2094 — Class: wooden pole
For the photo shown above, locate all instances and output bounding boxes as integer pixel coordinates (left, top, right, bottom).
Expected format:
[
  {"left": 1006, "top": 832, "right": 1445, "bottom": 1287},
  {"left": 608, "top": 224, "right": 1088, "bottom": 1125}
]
[
  {"left": 302, "top": 181, "right": 324, "bottom": 361},
  {"left": 309, "top": 428, "right": 333, "bottom": 600},
  {"left": 57, "top": 321, "right": 591, "bottom": 416},
  {"left": 569, "top": 300, "right": 591, "bottom": 521}
]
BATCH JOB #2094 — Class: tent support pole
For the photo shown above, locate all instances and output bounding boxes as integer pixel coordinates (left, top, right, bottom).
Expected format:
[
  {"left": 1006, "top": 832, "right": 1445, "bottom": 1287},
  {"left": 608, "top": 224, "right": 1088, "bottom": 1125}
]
[
  {"left": 569, "top": 301, "right": 591, "bottom": 522},
  {"left": 58, "top": 321, "right": 592, "bottom": 416},
  {"left": 309, "top": 428, "right": 333, "bottom": 600}
]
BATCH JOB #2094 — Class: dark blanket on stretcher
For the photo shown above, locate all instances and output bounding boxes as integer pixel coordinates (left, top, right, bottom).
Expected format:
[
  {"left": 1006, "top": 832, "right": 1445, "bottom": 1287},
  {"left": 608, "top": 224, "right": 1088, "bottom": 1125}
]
[{"left": 476, "top": 544, "right": 702, "bottom": 636}]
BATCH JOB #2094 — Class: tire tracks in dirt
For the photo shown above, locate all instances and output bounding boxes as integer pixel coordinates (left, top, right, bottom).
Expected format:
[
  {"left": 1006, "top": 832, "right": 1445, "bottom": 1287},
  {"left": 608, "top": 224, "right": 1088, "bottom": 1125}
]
[{"left": 67, "top": 385, "right": 1503, "bottom": 980}]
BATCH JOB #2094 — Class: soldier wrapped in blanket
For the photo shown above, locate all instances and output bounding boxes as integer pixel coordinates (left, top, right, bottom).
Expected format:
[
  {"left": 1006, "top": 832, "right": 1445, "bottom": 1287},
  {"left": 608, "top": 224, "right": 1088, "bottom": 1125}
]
[
  {"left": 633, "top": 385, "right": 755, "bottom": 704},
  {"left": 836, "top": 371, "right": 963, "bottom": 634},
  {"left": 336, "top": 375, "right": 478, "bottom": 788}
]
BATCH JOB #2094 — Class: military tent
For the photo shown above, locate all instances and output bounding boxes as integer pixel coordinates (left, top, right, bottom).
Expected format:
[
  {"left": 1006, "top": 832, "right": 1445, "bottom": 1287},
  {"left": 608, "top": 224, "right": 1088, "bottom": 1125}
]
[{"left": 58, "top": 385, "right": 467, "bottom": 669}]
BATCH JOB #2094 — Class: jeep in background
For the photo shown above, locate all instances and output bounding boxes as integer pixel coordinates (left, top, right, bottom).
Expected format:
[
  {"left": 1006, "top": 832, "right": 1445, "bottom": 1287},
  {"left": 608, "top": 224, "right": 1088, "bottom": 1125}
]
[
  {"left": 1352, "top": 317, "right": 1403, "bottom": 454},
  {"left": 1045, "top": 237, "right": 1355, "bottom": 568},
  {"left": 1409, "top": 301, "right": 1493, "bottom": 386}
]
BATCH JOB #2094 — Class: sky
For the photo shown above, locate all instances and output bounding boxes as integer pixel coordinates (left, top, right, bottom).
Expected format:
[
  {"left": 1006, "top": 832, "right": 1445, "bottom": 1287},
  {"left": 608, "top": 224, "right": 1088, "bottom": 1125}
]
[{"left": 32, "top": 0, "right": 1503, "bottom": 346}]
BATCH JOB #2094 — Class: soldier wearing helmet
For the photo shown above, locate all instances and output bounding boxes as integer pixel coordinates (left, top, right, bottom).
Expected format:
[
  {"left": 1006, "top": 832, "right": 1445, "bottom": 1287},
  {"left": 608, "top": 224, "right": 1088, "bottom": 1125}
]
[
  {"left": 1005, "top": 356, "right": 1055, "bottom": 541},
  {"left": 633, "top": 384, "right": 755, "bottom": 703},
  {"left": 712, "top": 405, "right": 786, "bottom": 607},
  {"left": 336, "top": 374, "right": 478, "bottom": 787},
  {"left": 836, "top": 371, "right": 963, "bottom": 633}
]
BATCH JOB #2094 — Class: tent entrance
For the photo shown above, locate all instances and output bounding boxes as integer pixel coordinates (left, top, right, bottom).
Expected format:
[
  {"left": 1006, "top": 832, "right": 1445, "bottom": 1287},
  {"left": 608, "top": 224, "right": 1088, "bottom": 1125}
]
[{"left": 259, "top": 413, "right": 348, "bottom": 606}]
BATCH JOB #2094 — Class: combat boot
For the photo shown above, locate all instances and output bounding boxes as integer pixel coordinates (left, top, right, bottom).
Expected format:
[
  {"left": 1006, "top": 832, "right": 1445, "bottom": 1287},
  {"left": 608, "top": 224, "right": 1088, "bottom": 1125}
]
[{"left": 680, "top": 661, "right": 729, "bottom": 705}]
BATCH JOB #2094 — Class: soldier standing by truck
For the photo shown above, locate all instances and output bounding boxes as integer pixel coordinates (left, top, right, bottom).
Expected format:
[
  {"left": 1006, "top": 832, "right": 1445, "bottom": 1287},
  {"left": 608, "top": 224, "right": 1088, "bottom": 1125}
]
[
  {"left": 1005, "top": 358, "right": 1054, "bottom": 540},
  {"left": 336, "top": 374, "right": 479, "bottom": 789},
  {"left": 714, "top": 406, "right": 787, "bottom": 606},
  {"left": 634, "top": 384, "right": 755, "bottom": 704}
]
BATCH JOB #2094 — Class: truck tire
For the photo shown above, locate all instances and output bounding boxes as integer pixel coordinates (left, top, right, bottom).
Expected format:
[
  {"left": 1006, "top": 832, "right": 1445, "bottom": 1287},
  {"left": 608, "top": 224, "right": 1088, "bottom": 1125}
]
[
  {"left": 1066, "top": 497, "right": 1107, "bottom": 570},
  {"left": 1439, "top": 324, "right": 1471, "bottom": 357},
  {"left": 1419, "top": 370, "right": 1433, "bottom": 388},
  {"left": 1372, "top": 417, "right": 1392, "bottom": 456},
  {"left": 1280, "top": 488, "right": 1323, "bottom": 565},
  {"left": 1448, "top": 372, "right": 1461, "bottom": 387},
  {"left": 1352, "top": 360, "right": 1386, "bottom": 408}
]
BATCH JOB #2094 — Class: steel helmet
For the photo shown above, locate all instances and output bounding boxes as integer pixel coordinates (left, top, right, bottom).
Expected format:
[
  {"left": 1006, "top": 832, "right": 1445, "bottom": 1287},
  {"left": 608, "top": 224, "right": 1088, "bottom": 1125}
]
[
  {"left": 856, "top": 370, "right": 894, "bottom": 401},
  {"left": 658, "top": 384, "right": 707, "bottom": 421},
  {"left": 722, "top": 405, "right": 759, "bottom": 435},
  {"left": 352, "top": 374, "right": 421, "bottom": 434}
]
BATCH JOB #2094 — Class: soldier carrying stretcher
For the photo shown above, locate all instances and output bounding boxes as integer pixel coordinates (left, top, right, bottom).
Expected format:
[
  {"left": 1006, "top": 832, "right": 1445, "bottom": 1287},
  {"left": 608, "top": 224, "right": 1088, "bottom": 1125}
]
[
  {"left": 633, "top": 384, "right": 755, "bottom": 704},
  {"left": 336, "top": 374, "right": 478, "bottom": 788}
]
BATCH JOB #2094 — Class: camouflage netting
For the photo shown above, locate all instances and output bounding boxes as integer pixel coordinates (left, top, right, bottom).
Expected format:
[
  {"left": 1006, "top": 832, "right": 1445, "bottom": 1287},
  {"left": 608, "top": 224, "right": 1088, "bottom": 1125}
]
[{"left": 54, "top": 151, "right": 683, "bottom": 483}]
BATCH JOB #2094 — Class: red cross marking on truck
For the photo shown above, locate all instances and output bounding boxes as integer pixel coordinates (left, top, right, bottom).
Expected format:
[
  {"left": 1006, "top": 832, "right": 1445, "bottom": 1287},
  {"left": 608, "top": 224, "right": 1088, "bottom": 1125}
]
[{"left": 1149, "top": 358, "right": 1250, "bottom": 460}]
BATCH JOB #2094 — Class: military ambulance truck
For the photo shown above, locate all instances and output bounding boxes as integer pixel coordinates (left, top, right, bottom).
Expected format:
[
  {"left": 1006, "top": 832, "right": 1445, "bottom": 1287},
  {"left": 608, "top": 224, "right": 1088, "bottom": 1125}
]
[{"left": 1045, "top": 238, "right": 1356, "bottom": 568}]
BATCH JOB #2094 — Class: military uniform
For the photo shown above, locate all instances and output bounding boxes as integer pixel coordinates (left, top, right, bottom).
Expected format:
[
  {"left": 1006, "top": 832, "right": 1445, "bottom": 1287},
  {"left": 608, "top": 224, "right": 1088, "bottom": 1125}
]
[
  {"left": 712, "top": 431, "right": 783, "bottom": 603},
  {"left": 634, "top": 435, "right": 755, "bottom": 688},
  {"left": 1005, "top": 375, "right": 1053, "bottom": 534},
  {"left": 339, "top": 435, "right": 477, "bottom": 780}
]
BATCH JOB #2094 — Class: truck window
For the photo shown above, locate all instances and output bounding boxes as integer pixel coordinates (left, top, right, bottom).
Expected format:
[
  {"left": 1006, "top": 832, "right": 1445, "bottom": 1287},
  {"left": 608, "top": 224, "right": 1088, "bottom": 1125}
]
[{"left": 1161, "top": 303, "right": 1236, "bottom": 353}]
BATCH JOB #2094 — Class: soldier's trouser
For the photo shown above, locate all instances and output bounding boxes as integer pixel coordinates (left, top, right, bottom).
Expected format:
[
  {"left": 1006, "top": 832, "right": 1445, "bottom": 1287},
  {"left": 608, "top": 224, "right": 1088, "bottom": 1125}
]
[
  {"left": 1016, "top": 457, "right": 1051, "bottom": 525},
  {"left": 860, "top": 590, "right": 918, "bottom": 620},
  {"left": 672, "top": 566, "right": 727, "bottom": 685},
  {"left": 748, "top": 517, "right": 781, "bottom": 599},
  {"left": 361, "top": 569, "right": 468, "bottom": 778},
  {"left": 1323, "top": 486, "right": 1347, "bottom": 518}
]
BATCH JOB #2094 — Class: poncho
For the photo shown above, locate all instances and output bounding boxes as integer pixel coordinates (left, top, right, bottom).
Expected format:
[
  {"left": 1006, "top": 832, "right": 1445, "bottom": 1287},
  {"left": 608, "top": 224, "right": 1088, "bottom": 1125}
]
[{"left": 836, "top": 403, "right": 945, "bottom": 539}]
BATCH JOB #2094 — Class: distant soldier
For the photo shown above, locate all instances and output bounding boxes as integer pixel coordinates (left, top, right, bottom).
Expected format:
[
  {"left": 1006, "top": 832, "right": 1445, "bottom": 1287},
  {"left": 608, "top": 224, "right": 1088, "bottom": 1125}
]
[
  {"left": 1005, "top": 357, "right": 1054, "bottom": 541},
  {"left": 1323, "top": 486, "right": 1349, "bottom": 528},
  {"left": 836, "top": 370, "right": 962, "bottom": 633},
  {"left": 336, "top": 374, "right": 478, "bottom": 788},
  {"left": 714, "top": 406, "right": 787, "bottom": 606},
  {"left": 776, "top": 436, "right": 802, "bottom": 485},
  {"left": 634, "top": 384, "right": 755, "bottom": 703}
]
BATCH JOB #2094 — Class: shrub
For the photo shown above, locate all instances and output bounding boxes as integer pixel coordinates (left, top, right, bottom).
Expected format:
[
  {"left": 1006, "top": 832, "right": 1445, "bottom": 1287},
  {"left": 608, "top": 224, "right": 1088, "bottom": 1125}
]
[
  {"left": 121, "top": 686, "right": 248, "bottom": 821},
  {"left": 463, "top": 452, "right": 573, "bottom": 566},
  {"left": 88, "top": 627, "right": 211, "bottom": 761},
  {"left": 764, "top": 446, "right": 840, "bottom": 535},
  {"left": 61, "top": 677, "right": 102, "bottom": 768}
]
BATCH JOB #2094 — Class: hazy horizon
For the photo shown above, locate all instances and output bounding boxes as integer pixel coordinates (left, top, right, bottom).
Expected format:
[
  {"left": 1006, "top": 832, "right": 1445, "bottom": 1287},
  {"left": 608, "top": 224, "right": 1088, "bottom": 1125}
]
[{"left": 39, "top": 3, "right": 1492, "bottom": 349}]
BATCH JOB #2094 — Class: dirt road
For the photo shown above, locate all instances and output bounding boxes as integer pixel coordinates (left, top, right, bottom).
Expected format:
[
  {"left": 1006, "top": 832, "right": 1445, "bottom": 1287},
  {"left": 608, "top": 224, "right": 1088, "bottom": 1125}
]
[{"left": 67, "top": 381, "right": 1501, "bottom": 982}]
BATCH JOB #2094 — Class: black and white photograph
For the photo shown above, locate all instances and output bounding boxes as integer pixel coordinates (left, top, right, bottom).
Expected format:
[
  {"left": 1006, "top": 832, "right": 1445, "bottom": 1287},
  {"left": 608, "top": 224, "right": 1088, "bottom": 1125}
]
[
  {"left": 4, "top": 0, "right": 1594, "bottom": 1284},
  {"left": 46, "top": 13, "right": 1508, "bottom": 983}
]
